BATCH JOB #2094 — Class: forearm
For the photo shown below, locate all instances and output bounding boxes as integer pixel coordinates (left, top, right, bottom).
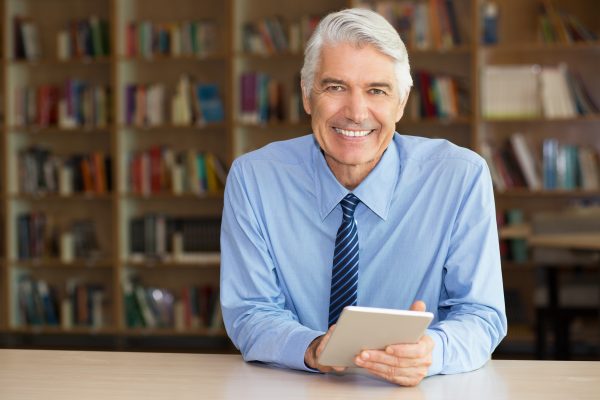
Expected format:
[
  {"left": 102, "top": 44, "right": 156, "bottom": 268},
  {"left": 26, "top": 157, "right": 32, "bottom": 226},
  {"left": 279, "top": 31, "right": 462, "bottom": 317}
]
[
  {"left": 425, "top": 304, "right": 507, "bottom": 376},
  {"left": 223, "top": 303, "right": 323, "bottom": 371}
]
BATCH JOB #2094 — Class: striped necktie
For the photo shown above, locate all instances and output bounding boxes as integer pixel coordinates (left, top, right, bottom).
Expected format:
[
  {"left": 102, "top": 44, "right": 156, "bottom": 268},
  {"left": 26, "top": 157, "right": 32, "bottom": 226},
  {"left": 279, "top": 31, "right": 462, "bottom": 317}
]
[{"left": 328, "top": 193, "right": 360, "bottom": 327}]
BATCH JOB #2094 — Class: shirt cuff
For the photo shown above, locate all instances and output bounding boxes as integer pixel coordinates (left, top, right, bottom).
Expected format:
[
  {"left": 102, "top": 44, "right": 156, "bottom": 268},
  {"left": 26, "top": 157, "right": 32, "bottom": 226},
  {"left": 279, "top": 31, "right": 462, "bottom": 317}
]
[
  {"left": 283, "top": 327, "right": 325, "bottom": 372},
  {"left": 425, "top": 328, "right": 446, "bottom": 376}
]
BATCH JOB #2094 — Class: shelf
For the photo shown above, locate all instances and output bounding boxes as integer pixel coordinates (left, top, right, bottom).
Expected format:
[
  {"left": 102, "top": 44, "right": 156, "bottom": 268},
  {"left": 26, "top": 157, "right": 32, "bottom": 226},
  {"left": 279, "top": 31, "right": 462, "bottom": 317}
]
[
  {"left": 481, "top": 114, "right": 600, "bottom": 124},
  {"left": 118, "top": 54, "right": 227, "bottom": 63},
  {"left": 409, "top": 45, "right": 471, "bottom": 55},
  {"left": 495, "top": 189, "right": 600, "bottom": 198},
  {"left": 122, "top": 192, "right": 224, "bottom": 200},
  {"left": 501, "top": 261, "right": 537, "bottom": 270},
  {"left": 398, "top": 116, "right": 472, "bottom": 125},
  {"left": 126, "top": 253, "right": 221, "bottom": 268},
  {"left": 10, "top": 259, "right": 114, "bottom": 269},
  {"left": 119, "top": 123, "right": 227, "bottom": 131},
  {"left": 502, "top": 259, "right": 600, "bottom": 271},
  {"left": 483, "top": 41, "right": 600, "bottom": 53},
  {"left": 8, "top": 126, "right": 111, "bottom": 134},
  {"left": 11, "top": 193, "right": 113, "bottom": 201},
  {"left": 9, "top": 326, "right": 117, "bottom": 335},
  {"left": 499, "top": 223, "right": 531, "bottom": 239},
  {"left": 235, "top": 51, "right": 304, "bottom": 60},
  {"left": 121, "top": 327, "right": 226, "bottom": 337},
  {"left": 8, "top": 57, "right": 111, "bottom": 66},
  {"left": 235, "top": 121, "right": 311, "bottom": 129}
]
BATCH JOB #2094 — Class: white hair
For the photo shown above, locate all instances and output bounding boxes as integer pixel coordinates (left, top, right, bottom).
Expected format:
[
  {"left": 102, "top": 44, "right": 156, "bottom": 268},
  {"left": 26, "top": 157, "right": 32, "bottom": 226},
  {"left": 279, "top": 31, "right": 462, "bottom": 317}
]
[{"left": 301, "top": 8, "right": 413, "bottom": 100}]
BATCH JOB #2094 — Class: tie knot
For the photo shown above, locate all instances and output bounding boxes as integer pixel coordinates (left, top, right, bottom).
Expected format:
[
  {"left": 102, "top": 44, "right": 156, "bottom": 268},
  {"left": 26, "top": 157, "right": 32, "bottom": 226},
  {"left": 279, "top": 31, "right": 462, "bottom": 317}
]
[{"left": 340, "top": 194, "right": 360, "bottom": 220}]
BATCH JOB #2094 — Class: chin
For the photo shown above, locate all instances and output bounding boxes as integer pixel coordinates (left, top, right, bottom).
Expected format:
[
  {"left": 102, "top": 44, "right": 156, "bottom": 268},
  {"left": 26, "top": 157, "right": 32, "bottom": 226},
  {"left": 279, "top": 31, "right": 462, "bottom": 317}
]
[{"left": 330, "top": 152, "right": 378, "bottom": 167}]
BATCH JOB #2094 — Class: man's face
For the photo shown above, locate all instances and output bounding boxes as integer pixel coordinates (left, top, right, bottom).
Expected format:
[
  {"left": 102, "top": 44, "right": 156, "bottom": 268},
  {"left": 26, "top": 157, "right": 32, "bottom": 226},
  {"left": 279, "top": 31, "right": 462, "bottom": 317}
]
[{"left": 303, "top": 42, "right": 407, "bottom": 172}]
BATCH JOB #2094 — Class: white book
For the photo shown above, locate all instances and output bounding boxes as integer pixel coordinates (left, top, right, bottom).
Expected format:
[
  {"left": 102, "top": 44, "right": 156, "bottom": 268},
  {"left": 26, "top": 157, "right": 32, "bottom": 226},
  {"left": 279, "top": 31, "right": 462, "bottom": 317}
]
[
  {"left": 171, "top": 25, "right": 182, "bottom": 56},
  {"left": 60, "top": 231, "right": 75, "bottom": 263},
  {"left": 172, "top": 232, "right": 184, "bottom": 261},
  {"left": 482, "top": 65, "right": 540, "bottom": 119},
  {"left": 171, "top": 164, "right": 184, "bottom": 195},
  {"left": 91, "top": 291, "right": 104, "bottom": 329},
  {"left": 22, "top": 21, "right": 41, "bottom": 60},
  {"left": 481, "top": 142, "right": 506, "bottom": 191},
  {"left": 61, "top": 299, "right": 73, "bottom": 330},
  {"left": 58, "top": 100, "right": 77, "bottom": 128},
  {"left": 174, "top": 300, "right": 185, "bottom": 331},
  {"left": 510, "top": 133, "right": 542, "bottom": 190},
  {"left": 57, "top": 30, "right": 71, "bottom": 60},
  {"left": 147, "top": 84, "right": 165, "bottom": 126},
  {"left": 413, "top": 3, "right": 430, "bottom": 49}
]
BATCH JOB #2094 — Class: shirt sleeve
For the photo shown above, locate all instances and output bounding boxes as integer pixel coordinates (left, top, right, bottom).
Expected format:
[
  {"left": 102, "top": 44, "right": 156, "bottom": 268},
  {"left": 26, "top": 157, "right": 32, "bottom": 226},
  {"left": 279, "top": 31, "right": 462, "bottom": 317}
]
[
  {"left": 220, "top": 160, "right": 324, "bottom": 371},
  {"left": 426, "top": 159, "right": 508, "bottom": 376}
]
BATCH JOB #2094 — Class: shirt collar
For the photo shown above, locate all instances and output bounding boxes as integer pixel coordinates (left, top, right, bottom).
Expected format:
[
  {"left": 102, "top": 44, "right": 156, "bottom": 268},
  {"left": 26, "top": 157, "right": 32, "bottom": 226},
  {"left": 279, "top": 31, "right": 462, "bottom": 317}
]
[{"left": 313, "top": 134, "right": 400, "bottom": 221}]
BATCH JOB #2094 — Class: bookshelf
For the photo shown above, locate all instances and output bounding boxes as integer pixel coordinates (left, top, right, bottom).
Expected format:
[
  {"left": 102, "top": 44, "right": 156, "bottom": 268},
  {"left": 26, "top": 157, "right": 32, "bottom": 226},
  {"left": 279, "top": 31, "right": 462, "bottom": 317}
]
[
  {"left": 0, "top": 0, "right": 598, "bottom": 354},
  {"left": 477, "top": 0, "right": 600, "bottom": 354}
]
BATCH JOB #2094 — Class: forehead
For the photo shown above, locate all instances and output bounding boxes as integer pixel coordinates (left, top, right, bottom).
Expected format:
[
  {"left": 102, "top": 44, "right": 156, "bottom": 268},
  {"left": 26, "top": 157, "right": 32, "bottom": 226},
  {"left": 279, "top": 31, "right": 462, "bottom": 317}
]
[{"left": 317, "top": 42, "right": 396, "bottom": 84}]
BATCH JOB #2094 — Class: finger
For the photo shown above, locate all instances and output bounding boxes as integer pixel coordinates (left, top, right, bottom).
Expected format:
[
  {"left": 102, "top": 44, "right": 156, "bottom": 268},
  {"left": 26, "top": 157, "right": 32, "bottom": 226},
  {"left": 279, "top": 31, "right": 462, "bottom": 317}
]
[
  {"left": 317, "top": 325, "right": 347, "bottom": 372},
  {"left": 355, "top": 357, "right": 426, "bottom": 383},
  {"left": 356, "top": 350, "right": 421, "bottom": 369},
  {"left": 410, "top": 300, "right": 426, "bottom": 312},
  {"left": 316, "top": 325, "right": 336, "bottom": 356},
  {"left": 386, "top": 335, "right": 434, "bottom": 358},
  {"left": 363, "top": 367, "right": 424, "bottom": 387}
]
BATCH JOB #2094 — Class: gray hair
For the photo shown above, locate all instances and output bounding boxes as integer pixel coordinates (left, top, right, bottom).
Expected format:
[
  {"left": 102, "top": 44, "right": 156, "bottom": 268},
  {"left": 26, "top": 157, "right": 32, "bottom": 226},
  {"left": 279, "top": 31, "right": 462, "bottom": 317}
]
[{"left": 301, "top": 8, "right": 413, "bottom": 100}]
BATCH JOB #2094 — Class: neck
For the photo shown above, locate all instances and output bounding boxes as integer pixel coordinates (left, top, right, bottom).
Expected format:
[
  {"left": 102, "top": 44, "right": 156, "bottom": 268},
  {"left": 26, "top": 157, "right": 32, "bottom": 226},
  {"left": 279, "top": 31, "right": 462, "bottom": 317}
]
[{"left": 325, "top": 155, "right": 381, "bottom": 190}]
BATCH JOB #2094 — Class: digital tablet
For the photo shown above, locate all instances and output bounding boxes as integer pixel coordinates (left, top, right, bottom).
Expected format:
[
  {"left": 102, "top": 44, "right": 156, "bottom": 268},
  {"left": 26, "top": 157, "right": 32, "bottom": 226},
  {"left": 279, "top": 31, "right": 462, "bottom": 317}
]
[{"left": 318, "top": 306, "right": 434, "bottom": 367}]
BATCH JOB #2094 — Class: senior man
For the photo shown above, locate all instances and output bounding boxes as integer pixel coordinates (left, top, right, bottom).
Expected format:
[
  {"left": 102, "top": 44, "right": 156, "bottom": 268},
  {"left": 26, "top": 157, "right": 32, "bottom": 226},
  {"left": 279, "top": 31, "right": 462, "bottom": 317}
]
[{"left": 220, "top": 8, "right": 507, "bottom": 386}]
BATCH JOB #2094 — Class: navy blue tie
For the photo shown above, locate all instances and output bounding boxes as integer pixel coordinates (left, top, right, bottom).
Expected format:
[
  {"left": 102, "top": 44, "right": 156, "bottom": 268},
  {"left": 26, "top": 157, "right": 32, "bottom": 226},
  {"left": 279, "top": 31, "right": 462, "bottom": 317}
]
[{"left": 328, "top": 193, "right": 360, "bottom": 327}]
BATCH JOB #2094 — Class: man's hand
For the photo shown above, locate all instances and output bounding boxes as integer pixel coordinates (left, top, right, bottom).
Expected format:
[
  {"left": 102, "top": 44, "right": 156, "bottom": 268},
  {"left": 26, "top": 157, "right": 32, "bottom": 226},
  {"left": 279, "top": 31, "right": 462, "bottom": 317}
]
[
  {"left": 304, "top": 325, "right": 347, "bottom": 373},
  {"left": 353, "top": 301, "right": 434, "bottom": 386}
]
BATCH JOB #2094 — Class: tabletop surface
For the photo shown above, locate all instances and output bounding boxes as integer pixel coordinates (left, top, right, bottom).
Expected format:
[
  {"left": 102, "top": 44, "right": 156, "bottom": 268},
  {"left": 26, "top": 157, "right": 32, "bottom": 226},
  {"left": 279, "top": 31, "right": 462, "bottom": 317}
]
[{"left": 1, "top": 350, "right": 599, "bottom": 399}]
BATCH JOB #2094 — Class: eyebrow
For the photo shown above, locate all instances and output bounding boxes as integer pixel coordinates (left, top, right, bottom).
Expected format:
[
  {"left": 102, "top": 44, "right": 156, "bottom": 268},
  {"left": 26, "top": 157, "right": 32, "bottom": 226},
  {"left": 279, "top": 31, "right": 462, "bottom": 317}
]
[{"left": 319, "top": 77, "right": 393, "bottom": 90}]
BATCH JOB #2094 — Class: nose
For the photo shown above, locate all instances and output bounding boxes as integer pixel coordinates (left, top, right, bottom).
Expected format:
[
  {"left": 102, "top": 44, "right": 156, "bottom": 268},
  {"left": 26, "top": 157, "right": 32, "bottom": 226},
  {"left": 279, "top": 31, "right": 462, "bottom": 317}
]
[{"left": 344, "top": 90, "right": 369, "bottom": 124}]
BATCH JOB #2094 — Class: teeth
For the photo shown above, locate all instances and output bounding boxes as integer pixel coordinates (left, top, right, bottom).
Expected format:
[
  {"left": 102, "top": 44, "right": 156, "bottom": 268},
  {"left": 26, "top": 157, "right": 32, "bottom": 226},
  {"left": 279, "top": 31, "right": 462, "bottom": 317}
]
[{"left": 334, "top": 128, "right": 371, "bottom": 137}]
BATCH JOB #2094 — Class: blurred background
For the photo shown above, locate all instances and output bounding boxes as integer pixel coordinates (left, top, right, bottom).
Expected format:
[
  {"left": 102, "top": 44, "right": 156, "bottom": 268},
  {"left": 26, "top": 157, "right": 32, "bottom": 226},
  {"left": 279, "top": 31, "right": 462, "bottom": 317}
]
[{"left": 0, "top": 0, "right": 598, "bottom": 361}]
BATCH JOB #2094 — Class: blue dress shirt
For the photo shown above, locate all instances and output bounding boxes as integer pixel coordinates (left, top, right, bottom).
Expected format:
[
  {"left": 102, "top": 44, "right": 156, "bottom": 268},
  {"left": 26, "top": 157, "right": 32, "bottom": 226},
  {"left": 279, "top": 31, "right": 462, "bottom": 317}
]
[{"left": 220, "top": 133, "right": 507, "bottom": 376}]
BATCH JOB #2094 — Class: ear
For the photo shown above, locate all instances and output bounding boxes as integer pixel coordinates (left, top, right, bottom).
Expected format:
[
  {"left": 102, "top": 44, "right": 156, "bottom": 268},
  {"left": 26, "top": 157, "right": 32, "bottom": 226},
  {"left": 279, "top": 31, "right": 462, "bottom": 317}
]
[
  {"left": 301, "top": 80, "right": 312, "bottom": 115},
  {"left": 395, "top": 90, "right": 410, "bottom": 122}
]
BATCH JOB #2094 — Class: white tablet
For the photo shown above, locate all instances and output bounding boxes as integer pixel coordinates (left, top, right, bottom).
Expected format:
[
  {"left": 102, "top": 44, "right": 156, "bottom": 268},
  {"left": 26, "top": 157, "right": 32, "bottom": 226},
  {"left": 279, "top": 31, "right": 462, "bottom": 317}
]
[{"left": 318, "top": 306, "right": 434, "bottom": 367}]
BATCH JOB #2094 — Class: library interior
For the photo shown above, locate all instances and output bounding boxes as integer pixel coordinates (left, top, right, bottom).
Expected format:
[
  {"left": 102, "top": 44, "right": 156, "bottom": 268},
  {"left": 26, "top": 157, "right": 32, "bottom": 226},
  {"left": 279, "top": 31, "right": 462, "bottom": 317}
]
[{"left": 0, "top": 0, "right": 599, "bottom": 364}]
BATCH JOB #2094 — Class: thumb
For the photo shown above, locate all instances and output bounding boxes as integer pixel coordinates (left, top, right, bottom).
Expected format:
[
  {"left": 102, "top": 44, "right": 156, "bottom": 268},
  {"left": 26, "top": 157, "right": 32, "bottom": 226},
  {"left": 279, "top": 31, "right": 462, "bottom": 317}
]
[{"left": 410, "top": 300, "right": 426, "bottom": 312}]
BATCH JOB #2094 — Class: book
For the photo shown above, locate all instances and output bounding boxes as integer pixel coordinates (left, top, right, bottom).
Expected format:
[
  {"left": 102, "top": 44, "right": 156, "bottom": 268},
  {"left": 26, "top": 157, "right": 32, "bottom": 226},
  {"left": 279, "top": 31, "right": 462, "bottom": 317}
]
[{"left": 510, "top": 133, "right": 542, "bottom": 190}]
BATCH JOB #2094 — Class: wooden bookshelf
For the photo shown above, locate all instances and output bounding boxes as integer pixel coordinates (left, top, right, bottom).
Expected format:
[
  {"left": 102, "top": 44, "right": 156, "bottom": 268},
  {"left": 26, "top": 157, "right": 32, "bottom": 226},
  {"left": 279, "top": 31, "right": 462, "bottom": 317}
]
[{"left": 0, "top": 0, "right": 597, "bottom": 354}]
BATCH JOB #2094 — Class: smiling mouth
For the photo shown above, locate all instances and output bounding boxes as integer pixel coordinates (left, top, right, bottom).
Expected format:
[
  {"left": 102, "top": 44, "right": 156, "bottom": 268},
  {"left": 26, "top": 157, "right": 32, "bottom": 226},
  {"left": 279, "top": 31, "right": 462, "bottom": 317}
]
[{"left": 333, "top": 127, "right": 374, "bottom": 137}]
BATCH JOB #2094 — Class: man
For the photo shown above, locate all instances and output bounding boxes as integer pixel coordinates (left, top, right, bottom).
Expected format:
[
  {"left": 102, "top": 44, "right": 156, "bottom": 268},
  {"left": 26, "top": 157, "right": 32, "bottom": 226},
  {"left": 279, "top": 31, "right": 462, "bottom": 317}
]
[{"left": 220, "top": 8, "right": 507, "bottom": 386}]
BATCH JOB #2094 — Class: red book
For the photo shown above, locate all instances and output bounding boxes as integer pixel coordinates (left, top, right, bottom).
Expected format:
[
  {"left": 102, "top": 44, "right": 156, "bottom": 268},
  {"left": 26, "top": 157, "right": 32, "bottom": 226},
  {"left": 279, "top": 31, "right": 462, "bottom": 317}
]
[
  {"left": 127, "top": 22, "right": 137, "bottom": 56},
  {"left": 417, "top": 71, "right": 436, "bottom": 118},
  {"left": 131, "top": 153, "right": 141, "bottom": 194},
  {"left": 81, "top": 156, "right": 93, "bottom": 193},
  {"left": 149, "top": 146, "right": 162, "bottom": 193},
  {"left": 93, "top": 152, "right": 106, "bottom": 194}
]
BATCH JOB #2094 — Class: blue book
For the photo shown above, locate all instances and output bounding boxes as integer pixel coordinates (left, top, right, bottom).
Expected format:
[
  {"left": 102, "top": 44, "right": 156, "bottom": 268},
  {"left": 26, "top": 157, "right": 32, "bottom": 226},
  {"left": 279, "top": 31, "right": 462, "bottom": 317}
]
[
  {"left": 543, "top": 139, "right": 558, "bottom": 189},
  {"left": 196, "top": 84, "right": 224, "bottom": 123}
]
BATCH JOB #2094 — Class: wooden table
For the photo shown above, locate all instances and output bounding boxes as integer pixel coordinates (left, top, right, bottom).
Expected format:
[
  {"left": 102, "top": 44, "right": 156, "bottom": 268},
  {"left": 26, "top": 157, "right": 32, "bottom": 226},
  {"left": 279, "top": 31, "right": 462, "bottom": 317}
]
[{"left": 0, "top": 350, "right": 599, "bottom": 399}]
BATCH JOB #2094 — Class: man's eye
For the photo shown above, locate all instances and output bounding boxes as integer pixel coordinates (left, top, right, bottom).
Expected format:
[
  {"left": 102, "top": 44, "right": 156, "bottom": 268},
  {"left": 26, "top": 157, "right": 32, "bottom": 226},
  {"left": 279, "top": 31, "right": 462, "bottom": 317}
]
[
  {"left": 327, "top": 85, "right": 344, "bottom": 92},
  {"left": 369, "top": 88, "right": 387, "bottom": 95}
]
